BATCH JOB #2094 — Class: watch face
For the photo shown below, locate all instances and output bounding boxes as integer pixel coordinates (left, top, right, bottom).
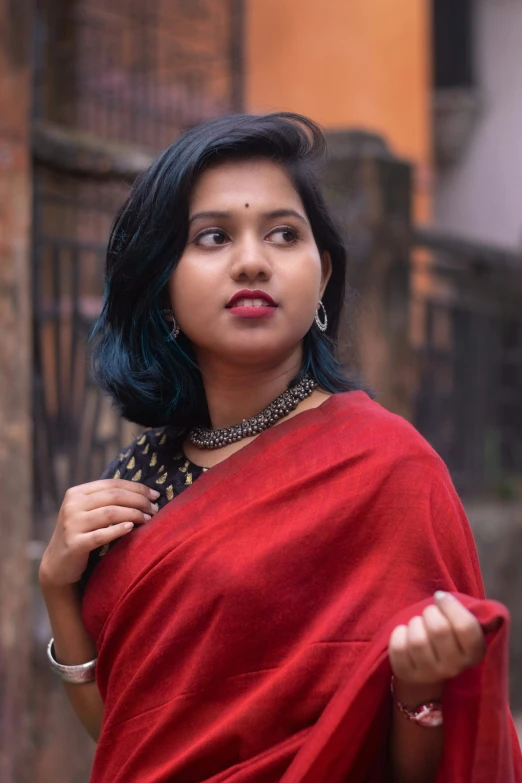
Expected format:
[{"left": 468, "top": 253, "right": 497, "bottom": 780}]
[{"left": 416, "top": 705, "right": 443, "bottom": 728}]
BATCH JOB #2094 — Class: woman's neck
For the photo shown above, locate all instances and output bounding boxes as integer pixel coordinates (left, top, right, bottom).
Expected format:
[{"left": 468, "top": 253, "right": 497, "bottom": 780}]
[{"left": 198, "top": 358, "right": 302, "bottom": 431}]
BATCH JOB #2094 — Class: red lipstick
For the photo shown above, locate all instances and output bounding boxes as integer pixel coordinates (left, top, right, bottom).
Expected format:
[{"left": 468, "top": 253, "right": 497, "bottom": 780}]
[{"left": 226, "top": 289, "right": 278, "bottom": 319}]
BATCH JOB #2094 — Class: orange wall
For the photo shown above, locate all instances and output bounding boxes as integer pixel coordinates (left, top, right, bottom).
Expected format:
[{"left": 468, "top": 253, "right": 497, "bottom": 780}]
[{"left": 245, "top": 0, "right": 432, "bottom": 220}]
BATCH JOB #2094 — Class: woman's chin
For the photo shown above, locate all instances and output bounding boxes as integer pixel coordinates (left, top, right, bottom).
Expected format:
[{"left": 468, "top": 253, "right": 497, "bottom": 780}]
[{"left": 198, "top": 338, "right": 302, "bottom": 370}]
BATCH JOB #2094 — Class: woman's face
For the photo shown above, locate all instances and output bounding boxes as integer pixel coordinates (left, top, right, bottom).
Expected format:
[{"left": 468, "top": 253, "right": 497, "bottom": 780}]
[{"left": 169, "top": 158, "right": 331, "bottom": 370}]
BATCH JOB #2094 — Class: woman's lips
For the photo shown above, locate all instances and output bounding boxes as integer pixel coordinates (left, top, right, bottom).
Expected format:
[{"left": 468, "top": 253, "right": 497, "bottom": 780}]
[
  {"left": 226, "top": 291, "right": 278, "bottom": 319},
  {"left": 227, "top": 304, "right": 277, "bottom": 319}
]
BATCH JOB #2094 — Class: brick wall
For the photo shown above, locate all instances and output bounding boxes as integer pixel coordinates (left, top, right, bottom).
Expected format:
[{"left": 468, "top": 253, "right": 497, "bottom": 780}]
[{"left": 0, "top": 2, "right": 34, "bottom": 781}]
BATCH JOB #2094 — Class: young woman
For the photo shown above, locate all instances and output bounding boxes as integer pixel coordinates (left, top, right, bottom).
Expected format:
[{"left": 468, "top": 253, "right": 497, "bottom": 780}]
[{"left": 39, "top": 113, "right": 522, "bottom": 783}]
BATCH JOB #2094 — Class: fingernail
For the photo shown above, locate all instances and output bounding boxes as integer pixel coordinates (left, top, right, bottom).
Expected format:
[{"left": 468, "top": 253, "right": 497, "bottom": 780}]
[
  {"left": 143, "top": 514, "right": 152, "bottom": 521},
  {"left": 149, "top": 489, "right": 160, "bottom": 499},
  {"left": 151, "top": 503, "right": 159, "bottom": 513},
  {"left": 123, "top": 522, "right": 134, "bottom": 530},
  {"left": 434, "top": 590, "right": 448, "bottom": 601}
]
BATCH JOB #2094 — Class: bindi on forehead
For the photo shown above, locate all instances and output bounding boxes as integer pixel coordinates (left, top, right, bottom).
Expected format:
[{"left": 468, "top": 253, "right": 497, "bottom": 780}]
[{"left": 245, "top": 203, "right": 249, "bottom": 208}]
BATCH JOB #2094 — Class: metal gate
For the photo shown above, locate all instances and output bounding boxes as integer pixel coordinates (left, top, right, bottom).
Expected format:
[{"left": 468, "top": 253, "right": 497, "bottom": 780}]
[{"left": 32, "top": 0, "right": 244, "bottom": 524}]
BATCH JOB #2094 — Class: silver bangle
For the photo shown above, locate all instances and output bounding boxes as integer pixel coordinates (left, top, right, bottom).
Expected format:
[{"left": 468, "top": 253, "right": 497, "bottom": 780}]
[{"left": 46, "top": 638, "right": 97, "bottom": 684}]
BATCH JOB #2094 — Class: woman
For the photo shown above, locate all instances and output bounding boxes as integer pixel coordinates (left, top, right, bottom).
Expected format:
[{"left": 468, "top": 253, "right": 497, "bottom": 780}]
[{"left": 39, "top": 113, "right": 522, "bottom": 782}]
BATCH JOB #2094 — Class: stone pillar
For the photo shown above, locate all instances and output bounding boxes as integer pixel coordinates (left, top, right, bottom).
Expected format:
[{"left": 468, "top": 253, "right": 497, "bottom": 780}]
[
  {"left": 0, "top": 2, "right": 34, "bottom": 781},
  {"left": 324, "top": 131, "right": 414, "bottom": 421}
]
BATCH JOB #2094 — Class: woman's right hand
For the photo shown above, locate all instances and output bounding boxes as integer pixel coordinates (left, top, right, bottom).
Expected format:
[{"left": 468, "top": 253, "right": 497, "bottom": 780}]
[{"left": 39, "top": 479, "right": 160, "bottom": 589}]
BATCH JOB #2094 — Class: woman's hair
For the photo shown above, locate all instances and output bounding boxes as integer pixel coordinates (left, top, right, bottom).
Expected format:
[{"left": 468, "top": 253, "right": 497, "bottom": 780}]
[{"left": 91, "top": 112, "right": 363, "bottom": 429}]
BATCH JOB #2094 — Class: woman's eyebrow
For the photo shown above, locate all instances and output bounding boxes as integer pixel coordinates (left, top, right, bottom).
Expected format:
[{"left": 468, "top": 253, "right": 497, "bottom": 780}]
[
  {"left": 265, "top": 209, "right": 309, "bottom": 225},
  {"left": 188, "top": 208, "right": 309, "bottom": 225},
  {"left": 189, "top": 210, "right": 230, "bottom": 225}
]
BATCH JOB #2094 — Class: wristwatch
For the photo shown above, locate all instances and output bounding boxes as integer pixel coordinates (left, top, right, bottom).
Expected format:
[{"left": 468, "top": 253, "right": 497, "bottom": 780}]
[{"left": 390, "top": 677, "right": 443, "bottom": 727}]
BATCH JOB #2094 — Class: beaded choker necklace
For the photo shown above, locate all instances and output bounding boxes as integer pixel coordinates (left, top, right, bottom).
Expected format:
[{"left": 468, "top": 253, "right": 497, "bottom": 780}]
[{"left": 189, "top": 375, "right": 317, "bottom": 450}]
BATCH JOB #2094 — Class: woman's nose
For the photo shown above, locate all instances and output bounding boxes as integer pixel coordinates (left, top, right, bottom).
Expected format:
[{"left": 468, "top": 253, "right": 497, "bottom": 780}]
[{"left": 230, "top": 237, "right": 272, "bottom": 281}]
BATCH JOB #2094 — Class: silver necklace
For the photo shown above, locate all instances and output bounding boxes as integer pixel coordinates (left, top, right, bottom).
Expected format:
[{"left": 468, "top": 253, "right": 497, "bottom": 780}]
[{"left": 189, "top": 375, "right": 317, "bottom": 449}]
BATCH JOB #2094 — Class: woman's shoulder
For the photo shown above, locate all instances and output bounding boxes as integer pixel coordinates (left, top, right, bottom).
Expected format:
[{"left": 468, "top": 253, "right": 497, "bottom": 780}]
[
  {"left": 328, "top": 392, "right": 466, "bottom": 525},
  {"left": 328, "top": 390, "right": 446, "bottom": 470},
  {"left": 100, "top": 426, "right": 184, "bottom": 483}
]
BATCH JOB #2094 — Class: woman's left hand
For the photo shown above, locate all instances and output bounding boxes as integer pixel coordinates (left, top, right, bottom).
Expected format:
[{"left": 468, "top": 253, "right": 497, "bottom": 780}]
[{"left": 388, "top": 591, "right": 487, "bottom": 686}]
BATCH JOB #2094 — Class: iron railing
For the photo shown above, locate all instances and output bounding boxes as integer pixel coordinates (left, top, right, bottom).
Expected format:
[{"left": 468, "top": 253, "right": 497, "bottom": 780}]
[
  {"left": 413, "top": 227, "right": 522, "bottom": 496},
  {"left": 31, "top": 169, "right": 134, "bottom": 520}
]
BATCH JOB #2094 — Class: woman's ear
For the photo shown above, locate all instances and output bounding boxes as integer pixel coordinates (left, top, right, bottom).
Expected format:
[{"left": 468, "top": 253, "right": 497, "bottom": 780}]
[{"left": 320, "top": 252, "right": 332, "bottom": 297}]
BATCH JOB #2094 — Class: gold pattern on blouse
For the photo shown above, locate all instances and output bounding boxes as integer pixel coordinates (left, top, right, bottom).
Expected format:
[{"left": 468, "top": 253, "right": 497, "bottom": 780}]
[
  {"left": 202, "top": 467, "right": 209, "bottom": 473},
  {"left": 185, "top": 472, "right": 193, "bottom": 485},
  {"left": 179, "top": 459, "right": 190, "bottom": 474},
  {"left": 99, "top": 544, "right": 110, "bottom": 557},
  {"left": 159, "top": 432, "right": 167, "bottom": 446},
  {"left": 150, "top": 452, "right": 157, "bottom": 467},
  {"left": 132, "top": 469, "right": 142, "bottom": 482},
  {"left": 128, "top": 456, "right": 136, "bottom": 470},
  {"left": 137, "top": 433, "right": 147, "bottom": 446},
  {"left": 166, "top": 485, "right": 174, "bottom": 501},
  {"left": 156, "top": 471, "right": 168, "bottom": 485},
  {"left": 112, "top": 469, "right": 121, "bottom": 479},
  {"left": 142, "top": 442, "right": 150, "bottom": 455}
]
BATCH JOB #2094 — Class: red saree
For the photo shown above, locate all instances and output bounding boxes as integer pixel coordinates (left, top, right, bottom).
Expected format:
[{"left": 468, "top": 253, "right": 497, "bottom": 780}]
[{"left": 82, "top": 391, "right": 522, "bottom": 782}]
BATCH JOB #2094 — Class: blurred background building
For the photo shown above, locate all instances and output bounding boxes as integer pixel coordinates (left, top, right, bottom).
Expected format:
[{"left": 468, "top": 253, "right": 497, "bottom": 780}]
[
  {"left": 1, "top": 1, "right": 521, "bottom": 780},
  {"left": 434, "top": 0, "right": 522, "bottom": 247}
]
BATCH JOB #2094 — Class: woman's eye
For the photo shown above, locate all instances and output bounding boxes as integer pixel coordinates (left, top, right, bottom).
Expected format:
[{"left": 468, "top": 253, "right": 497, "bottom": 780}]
[
  {"left": 195, "top": 229, "right": 228, "bottom": 247},
  {"left": 269, "top": 227, "right": 299, "bottom": 245}
]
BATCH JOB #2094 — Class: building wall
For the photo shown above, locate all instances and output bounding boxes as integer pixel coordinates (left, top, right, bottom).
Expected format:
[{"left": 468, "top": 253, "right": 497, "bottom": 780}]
[
  {"left": 435, "top": 0, "right": 522, "bottom": 247},
  {"left": 245, "top": 0, "right": 432, "bottom": 220},
  {"left": 0, "top": 3, "right": 33, "bottom": 780}
]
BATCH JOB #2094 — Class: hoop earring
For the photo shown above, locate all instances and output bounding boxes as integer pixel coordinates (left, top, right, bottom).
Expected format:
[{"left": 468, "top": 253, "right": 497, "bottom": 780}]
[
  {"left": 314, "top": 300, "right": 328, "bottom": 333},
  {"left": 161, "top": 308, "right": 180, "bottom": 340}
]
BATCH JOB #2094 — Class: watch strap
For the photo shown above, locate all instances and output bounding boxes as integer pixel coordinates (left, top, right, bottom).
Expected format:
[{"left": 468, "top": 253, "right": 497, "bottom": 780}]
[{"left": 391, "top": 677, "right": 444, "bottom": 727}]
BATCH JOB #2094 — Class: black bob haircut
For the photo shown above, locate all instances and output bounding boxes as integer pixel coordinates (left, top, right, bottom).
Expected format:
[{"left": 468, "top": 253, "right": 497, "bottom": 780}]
[{"left": 91, "top": 112, "right": 363, "bottom": 430}]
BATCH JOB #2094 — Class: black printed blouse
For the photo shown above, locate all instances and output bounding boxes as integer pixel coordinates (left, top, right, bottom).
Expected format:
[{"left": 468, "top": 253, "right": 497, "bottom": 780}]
[{"left": 81, "top": 427, "right": 208, "bottom": 587}]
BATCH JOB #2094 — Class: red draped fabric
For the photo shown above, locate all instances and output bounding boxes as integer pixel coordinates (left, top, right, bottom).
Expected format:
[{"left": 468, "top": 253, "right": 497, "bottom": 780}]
[{"left": 82, "top": 391, "right": 522, "bottom": 782}]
